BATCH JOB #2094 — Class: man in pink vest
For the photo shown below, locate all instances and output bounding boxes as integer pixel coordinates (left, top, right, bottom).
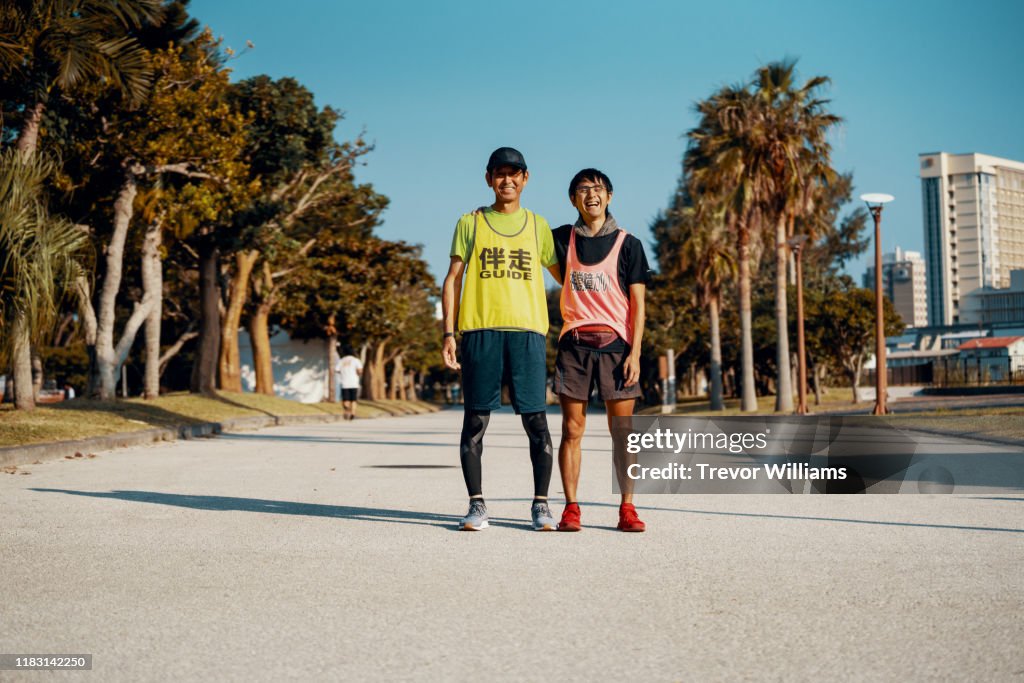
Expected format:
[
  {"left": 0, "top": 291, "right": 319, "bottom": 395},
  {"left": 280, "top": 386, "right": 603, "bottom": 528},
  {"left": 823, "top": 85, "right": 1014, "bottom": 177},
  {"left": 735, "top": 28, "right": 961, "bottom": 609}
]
[{"left": 552, "top": 168, "right": 651, "bottom": 532}]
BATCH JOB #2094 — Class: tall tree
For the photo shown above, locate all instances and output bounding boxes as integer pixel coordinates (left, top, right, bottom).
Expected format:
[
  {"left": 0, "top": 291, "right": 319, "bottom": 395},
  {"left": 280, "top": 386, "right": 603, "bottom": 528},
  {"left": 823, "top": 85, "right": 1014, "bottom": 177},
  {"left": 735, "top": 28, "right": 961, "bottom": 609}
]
[
  {"left": 676, "top": 203, "right": 736, "bottom": 410},
  {"left": 686, "top": 82, "right": 762, "bottom": 411},
  {"left": 217, "top": 76, "right": 380, "bottom": 394},
  {"left": 750, "top": 60, "right": 840, "bottom": 412},
  {"left": 1, "top": 0, "right": 163, "bottom": 400},
  {"left": 0, "top": 149, "right": 88, "bottom": 409},
  {"left": 54, "top": 32, "right": 251, "bottom": 399},
  {"left": 0, "top": 0, "right": 163, "bottom": 156},
  {"left": 277, "top": 237, "right": 437, "bottom": 401},
  {"left": 809, "top": 276, "right": 904, "bottom": 403}
]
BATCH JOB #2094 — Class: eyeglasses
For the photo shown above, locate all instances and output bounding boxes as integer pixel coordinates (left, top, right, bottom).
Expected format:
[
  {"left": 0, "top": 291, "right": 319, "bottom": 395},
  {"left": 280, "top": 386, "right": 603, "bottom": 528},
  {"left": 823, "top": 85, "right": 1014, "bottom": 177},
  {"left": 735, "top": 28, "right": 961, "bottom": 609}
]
[
  {"left": 491, "top": 169, "right": 524, "bottom": 180},
  {"left": 575, "top": 184, "right": 607, "bottom": 196}
]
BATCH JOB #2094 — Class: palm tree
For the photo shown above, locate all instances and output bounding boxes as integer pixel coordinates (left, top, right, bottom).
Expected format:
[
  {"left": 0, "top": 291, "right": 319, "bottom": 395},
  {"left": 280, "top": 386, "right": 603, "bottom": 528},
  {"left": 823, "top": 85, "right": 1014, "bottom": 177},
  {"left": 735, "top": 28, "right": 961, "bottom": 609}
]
[
  {"left": 0, "top": 0, "right": 164, "bottom": 156},
  {"left": 677, "top": 202, "right": 737, "bottom": 410},
  {"left": 0, "top": 149, "right": 89, "bottom": 409},
  {"left": 751, "top": 60, "right": 840, "bottom": 412},
  {"left": 686, "top": 83, "right": 762, "bottom": 411}
]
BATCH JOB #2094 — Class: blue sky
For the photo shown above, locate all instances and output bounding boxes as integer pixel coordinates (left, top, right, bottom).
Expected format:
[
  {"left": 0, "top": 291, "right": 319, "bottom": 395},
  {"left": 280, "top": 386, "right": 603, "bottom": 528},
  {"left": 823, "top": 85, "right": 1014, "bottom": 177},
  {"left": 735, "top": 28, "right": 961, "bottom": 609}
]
[{"left": 192, "top": 0, "right": 1024, "bottom": 285}]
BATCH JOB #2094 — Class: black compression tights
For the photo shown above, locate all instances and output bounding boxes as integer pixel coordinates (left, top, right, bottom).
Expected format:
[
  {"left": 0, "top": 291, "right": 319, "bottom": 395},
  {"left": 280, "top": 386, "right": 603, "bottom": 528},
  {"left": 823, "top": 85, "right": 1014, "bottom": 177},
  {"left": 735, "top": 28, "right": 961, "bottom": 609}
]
[{"left": 460, "top": 410, "right": 553, "bottom": 498}]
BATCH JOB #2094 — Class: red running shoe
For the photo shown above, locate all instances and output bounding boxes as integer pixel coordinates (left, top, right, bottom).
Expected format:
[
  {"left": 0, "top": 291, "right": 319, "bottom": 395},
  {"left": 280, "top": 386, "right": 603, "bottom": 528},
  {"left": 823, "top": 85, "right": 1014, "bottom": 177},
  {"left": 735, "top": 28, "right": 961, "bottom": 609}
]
[
  {"left": 617, "top": 503, "right": 646, "bottom": 532},
  {"left": 558, "top": 503, "right": 582, "bottom": 532}
]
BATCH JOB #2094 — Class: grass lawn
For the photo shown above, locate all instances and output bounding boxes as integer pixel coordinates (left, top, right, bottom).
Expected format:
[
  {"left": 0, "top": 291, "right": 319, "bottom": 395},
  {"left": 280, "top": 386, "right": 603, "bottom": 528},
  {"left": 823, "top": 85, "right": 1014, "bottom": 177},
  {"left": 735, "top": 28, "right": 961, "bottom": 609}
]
[
  {"left": 641, "top": 389, "right": 1024, "bottom": 443},
  {"left": 883, "top": 408, "right": 1024, "bottom": 442},
  {"left": 641, "top": 386, "right": 869, "bottom": 417},
  {"left": 0, "top": 392, "right": 439, "bottom": 448}
]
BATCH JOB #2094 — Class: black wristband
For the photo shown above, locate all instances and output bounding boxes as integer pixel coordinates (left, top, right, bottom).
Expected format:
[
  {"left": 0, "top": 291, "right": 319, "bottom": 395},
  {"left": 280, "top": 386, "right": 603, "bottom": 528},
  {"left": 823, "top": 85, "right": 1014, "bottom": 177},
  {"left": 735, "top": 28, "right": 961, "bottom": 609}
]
[{"left": 443, "top": 332, "right": 455, "bottom": 339}]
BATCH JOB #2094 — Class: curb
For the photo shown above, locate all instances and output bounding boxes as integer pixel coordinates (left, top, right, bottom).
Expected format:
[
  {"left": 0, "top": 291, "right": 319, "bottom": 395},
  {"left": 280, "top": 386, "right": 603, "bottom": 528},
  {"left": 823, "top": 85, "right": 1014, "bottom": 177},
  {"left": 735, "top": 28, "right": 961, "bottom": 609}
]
[{"left": 0, "top": 405, "right": 440, "bottom": 469}]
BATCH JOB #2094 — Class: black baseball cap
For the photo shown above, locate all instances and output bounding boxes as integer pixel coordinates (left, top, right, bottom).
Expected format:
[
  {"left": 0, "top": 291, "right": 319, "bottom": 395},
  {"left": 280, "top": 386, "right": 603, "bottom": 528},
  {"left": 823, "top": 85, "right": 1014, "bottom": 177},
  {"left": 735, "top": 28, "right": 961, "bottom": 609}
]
[{"left": 486, "top": 147, "right": 527, "bottom": 172}]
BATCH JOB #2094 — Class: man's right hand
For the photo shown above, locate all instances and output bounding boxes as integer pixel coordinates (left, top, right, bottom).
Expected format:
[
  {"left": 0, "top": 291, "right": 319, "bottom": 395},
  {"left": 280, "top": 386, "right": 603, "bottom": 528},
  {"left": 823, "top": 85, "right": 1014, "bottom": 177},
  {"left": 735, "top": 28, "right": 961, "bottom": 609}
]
[{"left": 442, "top": 336, "right": 460, "bottom": 370}]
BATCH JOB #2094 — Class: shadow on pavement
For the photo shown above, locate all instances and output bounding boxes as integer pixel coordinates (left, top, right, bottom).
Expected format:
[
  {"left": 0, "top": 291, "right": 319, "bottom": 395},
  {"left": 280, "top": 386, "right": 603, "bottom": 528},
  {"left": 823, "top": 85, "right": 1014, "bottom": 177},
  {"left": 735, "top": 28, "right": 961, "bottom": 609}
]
[
  {"left": 490, "top": 498, "right": 1024, "bottom": 534},
  {"left": 217, "top": 433, "right": 457, "bottom": 448},
  {"left": 364, "top": 465, "right": 458, "bottom": 469},
  {"left": 216, "top": 432, "right": 584, "bottom": 452},
  {"left": 29, "top": 488, "right": 532, "bottom": 531}
]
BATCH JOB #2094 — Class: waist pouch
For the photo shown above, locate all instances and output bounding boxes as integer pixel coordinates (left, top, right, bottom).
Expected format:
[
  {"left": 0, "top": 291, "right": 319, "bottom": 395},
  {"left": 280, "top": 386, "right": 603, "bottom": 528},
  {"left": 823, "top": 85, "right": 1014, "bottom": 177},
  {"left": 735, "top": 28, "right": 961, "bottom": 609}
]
[{"left": 565, "top": 328, "right": 626, "bottom": 353}]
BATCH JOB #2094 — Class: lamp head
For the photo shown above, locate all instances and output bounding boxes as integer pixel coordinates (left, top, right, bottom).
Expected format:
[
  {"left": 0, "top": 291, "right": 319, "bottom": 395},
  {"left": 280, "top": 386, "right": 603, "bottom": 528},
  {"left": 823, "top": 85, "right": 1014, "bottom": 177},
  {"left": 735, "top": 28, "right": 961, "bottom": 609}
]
[{"left": 860, "top": 193, "right": 895, "bottom": 207}]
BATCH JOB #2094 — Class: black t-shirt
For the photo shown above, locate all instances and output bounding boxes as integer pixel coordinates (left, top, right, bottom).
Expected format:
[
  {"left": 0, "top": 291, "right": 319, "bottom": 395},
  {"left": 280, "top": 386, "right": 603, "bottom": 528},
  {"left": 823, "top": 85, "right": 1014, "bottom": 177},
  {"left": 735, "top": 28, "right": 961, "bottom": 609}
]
[{"left": 552, "top": 224, "right": 652, "bottom": 295}]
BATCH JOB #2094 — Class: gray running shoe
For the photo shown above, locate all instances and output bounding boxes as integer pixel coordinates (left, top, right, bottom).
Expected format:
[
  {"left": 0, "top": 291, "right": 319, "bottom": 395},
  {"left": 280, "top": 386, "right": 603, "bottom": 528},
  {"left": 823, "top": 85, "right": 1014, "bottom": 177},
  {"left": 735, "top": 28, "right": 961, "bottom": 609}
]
[
  {"left": 531, "top": 500, "right": 556, "bottom": 531},
  {"left": 460, "top": 499, "right": 489, "bottom": 531}
]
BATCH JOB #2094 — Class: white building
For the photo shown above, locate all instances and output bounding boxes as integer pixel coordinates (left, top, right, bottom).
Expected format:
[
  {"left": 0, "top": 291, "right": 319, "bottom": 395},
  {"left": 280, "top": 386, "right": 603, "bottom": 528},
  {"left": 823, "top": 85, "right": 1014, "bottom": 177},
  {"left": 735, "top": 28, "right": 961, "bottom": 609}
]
[
  {"left": 238, "top": 330, "right": 334, "bottom": 403},
  {"left": 960, "top": 269, "right": 1024, "bottom": 325},
  {"left": 956, "top": 336, "right": 1024, "bottom": 382},
  {"left": 919, "top": 152, "right": 1024, "bottom": 325},
  {"left": 863, "top": 247, "right": 928, "bottom": 328}
]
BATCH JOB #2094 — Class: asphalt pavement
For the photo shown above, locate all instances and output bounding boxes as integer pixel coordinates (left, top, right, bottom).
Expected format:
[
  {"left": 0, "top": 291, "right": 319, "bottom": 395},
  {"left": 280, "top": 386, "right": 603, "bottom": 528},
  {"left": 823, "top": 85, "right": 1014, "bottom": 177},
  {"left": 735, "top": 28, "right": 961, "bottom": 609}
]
[{"left": 2, "top": 408, "right": 1023, "bottom": 681}]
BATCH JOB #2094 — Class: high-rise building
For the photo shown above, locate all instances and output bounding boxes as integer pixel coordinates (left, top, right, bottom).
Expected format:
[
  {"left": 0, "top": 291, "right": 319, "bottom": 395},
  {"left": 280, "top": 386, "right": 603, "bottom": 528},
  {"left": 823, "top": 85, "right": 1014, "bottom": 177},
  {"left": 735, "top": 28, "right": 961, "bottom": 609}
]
[
  {"left": 863, "top": 247, "right": 929, "bottom": 328},
  {"left": 920, "top": 152, "right": 1024, "bottom": 325}
]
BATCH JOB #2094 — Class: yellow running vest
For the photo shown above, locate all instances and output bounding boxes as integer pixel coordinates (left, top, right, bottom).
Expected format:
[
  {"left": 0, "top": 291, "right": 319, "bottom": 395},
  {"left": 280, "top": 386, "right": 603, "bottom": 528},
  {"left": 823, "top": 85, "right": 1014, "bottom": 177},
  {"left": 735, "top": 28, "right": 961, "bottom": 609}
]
[{"left": 458, "top": 210, "right": 549, "bottom": 335}]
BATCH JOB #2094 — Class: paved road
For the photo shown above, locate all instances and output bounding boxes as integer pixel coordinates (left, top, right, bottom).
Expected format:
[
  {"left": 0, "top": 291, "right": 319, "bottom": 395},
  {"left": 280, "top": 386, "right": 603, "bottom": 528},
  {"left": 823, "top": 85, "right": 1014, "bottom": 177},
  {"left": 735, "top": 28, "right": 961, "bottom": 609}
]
[{"left": 2, "top": 409, "right": 1023, "bottom": 681}]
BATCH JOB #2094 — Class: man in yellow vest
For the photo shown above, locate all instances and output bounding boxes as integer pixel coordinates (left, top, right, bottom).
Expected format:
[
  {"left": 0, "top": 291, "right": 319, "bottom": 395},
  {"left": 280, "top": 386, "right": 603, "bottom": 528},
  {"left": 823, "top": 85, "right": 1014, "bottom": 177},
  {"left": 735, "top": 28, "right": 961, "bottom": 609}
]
[{"left": 442, "top": 147, "right": 560, "bottom": 531}]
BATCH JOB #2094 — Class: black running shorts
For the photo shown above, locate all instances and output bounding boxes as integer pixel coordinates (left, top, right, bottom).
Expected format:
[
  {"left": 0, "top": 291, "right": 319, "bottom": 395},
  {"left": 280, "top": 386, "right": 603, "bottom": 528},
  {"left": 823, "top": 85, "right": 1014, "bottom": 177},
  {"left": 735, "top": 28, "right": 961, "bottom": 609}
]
[{"left": 553, "top": 334, "right": 642, "bottom": 401}]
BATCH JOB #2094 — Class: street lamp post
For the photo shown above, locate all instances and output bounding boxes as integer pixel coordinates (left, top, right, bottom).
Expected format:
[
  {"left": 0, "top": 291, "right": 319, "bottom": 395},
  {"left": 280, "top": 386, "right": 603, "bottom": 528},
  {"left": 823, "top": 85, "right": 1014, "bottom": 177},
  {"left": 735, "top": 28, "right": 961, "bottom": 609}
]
[
  {"left": 788, "top": 235, "right": 809, "bottom": 415},
  {"left": 860, "top": 193, "right": 894, "bottom": 416}
]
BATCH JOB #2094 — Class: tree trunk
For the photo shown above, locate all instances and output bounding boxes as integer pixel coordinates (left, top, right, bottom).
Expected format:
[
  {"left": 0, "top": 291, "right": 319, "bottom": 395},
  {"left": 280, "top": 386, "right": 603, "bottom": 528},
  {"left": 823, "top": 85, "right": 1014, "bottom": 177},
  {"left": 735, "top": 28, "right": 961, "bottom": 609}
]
[
  {"left": 389, "top": 353, "right": 404, "bottom": 400},
  {"left": 249, "top": 301, "right": 274, "bottom": 395},
  {"left": 363, "top": 341, "right": 388, "bottom": 400},
  {"left": 326, "top": 327, "right": 338, "bottom": 403},
  {"left": 31, "top": 348, "right": 43, "bottom": 399},
  {"left": 774, "top": 214, "right": 793, "bottom": 412},
  {"left": 358, "top": 343, "right": 369, "bottom": 399},
  {"left": 142, "top": 218, "right": 163, "bottom": 399},
  {"left": 812, "top": 363, "right": 822, "bottom": 405},
  {"left": 52, "top": 313, "right": 74, "bottom": 347},
  {"left": 15, "top": 101, "right": 45, "bottom": 157},
  {"left": 3, "top": 366, "right": 13, "bottom": 403},
  {"left": 75, "top": 275, "right": 99, "bottom": 397},
  {"left": 12, "top": 101, "right": 46, "bottom": 408},
  {"left": 853, "top": 356, "right": 864, "bottom": 404},
  {"left": 375, "top": 343, "right": 388, "bottom": 398},
  {"left": 708, "top": 295, "right": 724, "bottom": 411},
  {"left": 95, "top": 167, "right": 153, "bottom": 399},
  {"left": 218, "top": 249, "right": 259, "bottom": 392},
  {"left": 159, "top": 327, "right": 198, "bottom": 378},
  {"left": 191, "top": 237, "right": 221, "bottom": 395},
  {"left": 12, "top": 311, "right": 35, "bottom": 410},
  {"left": 738, "top": 223, "right": 757, "bottom": 411}
]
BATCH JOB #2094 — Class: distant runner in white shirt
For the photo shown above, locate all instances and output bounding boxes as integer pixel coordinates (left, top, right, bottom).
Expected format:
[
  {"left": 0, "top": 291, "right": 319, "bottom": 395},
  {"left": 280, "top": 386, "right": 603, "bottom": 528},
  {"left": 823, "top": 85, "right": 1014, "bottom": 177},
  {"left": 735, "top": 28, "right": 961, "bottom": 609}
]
[{"left": 336, "top": 350, "right": 363, "bottom": 421}]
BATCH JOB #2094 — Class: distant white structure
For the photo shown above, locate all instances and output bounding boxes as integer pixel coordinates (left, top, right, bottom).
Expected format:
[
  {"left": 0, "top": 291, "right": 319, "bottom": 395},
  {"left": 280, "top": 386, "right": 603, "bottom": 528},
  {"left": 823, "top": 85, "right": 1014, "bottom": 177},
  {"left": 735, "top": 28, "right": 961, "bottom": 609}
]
[
  {"left": 960, "top": 269, "right": 1024, "bottom": 325},
  {"left": 238, "top": 330, "right": 331, "bottom": 403},
  {"left": 863, "top": 247, "right": 928, "bottom": 328},
  {"left": 956, "top": 336, "right": 1024, "bottom": 381},
  {"left": 919, "top": 151, "right": 1024, "bottom": 325}
]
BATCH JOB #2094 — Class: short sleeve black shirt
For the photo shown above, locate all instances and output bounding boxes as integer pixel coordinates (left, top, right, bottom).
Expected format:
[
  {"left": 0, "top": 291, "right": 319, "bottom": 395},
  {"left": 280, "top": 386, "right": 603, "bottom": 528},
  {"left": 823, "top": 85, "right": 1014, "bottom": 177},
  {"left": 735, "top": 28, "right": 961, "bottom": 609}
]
[{"left": 552, "top": 224, "right": 652, "bottom": 295}]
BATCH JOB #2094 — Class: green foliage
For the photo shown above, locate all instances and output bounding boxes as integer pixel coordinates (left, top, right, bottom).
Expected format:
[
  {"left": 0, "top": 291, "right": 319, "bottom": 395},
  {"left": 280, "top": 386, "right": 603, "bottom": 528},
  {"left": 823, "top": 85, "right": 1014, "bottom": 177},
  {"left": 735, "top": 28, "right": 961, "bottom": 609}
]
[
  {"left": 0, "top": 0, "right": 164, "bottom": 106},
  {"left": 40, "top": 342, "right": 90, "bottom": 390},
  {"left": 229, "top": 75, "right": 338, "bottom": 183},
  {"left": 278, "top": 237, "right": 438, "bottom": 356},
  {"left": 807, "top": 275, "right": 905, "bottom": 378},
  {"left": 0, "top": 149, "right": 89, "bottom": 362},
  {"left": 134, "top": 32, "right": 256, "bottom": 240}
]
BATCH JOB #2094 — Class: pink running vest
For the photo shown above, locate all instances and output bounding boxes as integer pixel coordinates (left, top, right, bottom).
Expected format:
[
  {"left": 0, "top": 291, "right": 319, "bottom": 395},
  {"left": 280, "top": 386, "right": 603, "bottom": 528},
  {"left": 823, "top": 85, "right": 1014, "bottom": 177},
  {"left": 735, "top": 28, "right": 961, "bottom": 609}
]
[{"left": 559, "top": 228, "right": 632, "bottom": 342}]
